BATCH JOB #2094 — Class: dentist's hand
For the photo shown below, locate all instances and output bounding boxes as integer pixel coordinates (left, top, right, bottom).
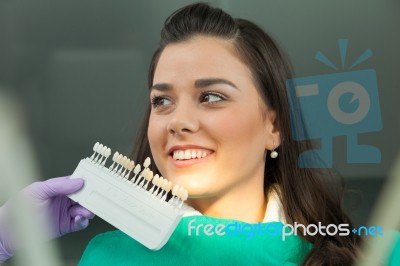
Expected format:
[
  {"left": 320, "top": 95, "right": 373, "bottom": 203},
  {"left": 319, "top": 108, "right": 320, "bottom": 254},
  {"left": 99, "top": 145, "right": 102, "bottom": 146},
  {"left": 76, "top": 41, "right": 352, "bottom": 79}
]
[
  {"left": 21, "top": 176, "right": 94, "bottom": 236},
  {"left": 0, "top": 176, "right": 94, "bottom": 263}
]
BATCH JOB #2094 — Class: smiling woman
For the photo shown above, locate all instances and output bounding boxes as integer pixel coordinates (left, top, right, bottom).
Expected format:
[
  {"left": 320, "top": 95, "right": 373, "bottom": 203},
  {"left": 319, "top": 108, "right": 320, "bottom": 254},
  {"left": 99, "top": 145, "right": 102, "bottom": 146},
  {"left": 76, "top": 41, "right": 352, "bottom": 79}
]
[
  {"left": 148, "top": 36, "right": 274, "bottom": 222},
  {"left": 78, "top": 3, "right": 361, "bottom": 265}
]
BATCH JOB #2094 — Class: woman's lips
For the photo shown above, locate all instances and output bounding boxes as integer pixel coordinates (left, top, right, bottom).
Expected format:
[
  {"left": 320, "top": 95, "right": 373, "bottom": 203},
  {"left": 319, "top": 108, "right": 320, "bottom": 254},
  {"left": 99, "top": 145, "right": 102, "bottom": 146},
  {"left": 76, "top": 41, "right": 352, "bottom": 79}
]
[{"left": 168, "top": 148, "right": 214, "bottom": 167}]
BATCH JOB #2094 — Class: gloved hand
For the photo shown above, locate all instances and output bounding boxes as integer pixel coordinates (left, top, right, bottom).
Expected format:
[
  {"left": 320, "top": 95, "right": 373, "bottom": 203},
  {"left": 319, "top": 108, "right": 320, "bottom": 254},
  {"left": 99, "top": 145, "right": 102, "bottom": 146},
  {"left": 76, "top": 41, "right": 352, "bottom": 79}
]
[{"left": 0, "top": 176, "right": 94, "bottom": 263}]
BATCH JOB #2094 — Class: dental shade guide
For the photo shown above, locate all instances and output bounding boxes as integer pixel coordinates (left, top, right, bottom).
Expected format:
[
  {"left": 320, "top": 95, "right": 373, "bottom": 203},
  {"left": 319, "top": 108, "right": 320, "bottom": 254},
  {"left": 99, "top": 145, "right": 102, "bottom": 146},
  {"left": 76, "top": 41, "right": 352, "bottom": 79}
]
[{"left": 68, "top": 142, "right": 188, "bottom": 250}]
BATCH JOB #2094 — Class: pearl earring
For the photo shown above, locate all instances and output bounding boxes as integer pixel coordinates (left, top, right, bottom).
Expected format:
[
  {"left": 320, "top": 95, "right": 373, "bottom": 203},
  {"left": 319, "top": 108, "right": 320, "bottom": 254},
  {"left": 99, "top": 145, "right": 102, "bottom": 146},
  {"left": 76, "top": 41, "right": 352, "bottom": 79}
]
[{"left": 270, "top": 141, "right": 278, "bottom": 159}]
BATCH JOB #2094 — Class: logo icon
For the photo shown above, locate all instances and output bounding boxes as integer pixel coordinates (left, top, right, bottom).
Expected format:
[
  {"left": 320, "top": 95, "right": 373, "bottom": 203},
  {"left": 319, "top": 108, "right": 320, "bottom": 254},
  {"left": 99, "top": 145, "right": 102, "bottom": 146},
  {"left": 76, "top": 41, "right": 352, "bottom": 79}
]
[{"left": 286, "top": 39, "right": 382, "bottom": 168}]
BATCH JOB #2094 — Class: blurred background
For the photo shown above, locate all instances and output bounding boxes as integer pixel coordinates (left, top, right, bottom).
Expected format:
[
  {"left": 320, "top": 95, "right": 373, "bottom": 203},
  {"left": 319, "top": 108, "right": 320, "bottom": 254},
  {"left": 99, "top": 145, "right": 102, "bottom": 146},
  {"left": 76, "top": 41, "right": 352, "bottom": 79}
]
[{"left": 0, "top": 0, "right": 399, "bottom": 264}]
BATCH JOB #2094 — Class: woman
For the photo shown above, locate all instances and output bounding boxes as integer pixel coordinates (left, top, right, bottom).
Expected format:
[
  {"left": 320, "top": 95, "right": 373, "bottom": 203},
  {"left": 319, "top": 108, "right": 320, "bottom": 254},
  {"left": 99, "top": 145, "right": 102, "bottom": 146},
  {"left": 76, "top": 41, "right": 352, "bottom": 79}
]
[{"left": 79, "top": 3, "right": 360, "bottom": 265}]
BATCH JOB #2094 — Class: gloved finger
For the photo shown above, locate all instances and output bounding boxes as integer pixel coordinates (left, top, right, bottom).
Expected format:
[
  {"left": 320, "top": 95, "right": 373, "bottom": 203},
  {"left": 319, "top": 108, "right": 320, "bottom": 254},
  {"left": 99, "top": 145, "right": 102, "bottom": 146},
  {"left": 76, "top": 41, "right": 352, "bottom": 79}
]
[
  {"left": 69, "top": 204, "right": 95, "bottom": 219},
  {"left": 70, "top": 215, "right": 90, "bottom": 232},
  {"left": 40, "top": 176, "right": 85, "bottom": 198}
]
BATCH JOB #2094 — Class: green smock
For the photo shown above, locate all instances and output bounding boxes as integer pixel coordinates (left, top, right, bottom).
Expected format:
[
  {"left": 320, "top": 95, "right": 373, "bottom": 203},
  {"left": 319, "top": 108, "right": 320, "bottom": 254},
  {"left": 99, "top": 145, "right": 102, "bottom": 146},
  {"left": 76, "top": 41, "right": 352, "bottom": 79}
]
[
  {"left": 78, "top": 215, "right": 400, "bottom": 265},
  {"left": 78, "top": 216, "right": 313, "bottom": 265}
]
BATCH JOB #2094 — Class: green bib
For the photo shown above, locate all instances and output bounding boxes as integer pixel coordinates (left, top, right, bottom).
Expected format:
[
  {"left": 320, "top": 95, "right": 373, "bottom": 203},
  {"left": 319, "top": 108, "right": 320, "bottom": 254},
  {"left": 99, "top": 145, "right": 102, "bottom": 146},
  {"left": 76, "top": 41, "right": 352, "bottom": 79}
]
[{"left": 78, "top": 216, "right": 313, "bottom": 265}]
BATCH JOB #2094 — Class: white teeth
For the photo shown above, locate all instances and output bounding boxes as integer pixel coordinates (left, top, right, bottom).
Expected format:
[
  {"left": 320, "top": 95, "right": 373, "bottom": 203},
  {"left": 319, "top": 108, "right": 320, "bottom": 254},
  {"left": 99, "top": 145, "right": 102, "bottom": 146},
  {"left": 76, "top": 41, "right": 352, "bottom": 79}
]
[
  {"left": 184, "top": 150, "right": 191, "bottom": 159},
  {"left": 172, "top": 149, "right": 210, "bottom": 160}
]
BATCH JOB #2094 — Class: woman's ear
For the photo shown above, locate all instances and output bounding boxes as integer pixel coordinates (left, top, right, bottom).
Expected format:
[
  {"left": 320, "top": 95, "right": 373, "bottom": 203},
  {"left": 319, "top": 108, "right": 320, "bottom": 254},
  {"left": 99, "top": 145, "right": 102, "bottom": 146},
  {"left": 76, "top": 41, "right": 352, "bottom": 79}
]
[{"left": 264, "top": 109, "right": 281, "bottom": 150}]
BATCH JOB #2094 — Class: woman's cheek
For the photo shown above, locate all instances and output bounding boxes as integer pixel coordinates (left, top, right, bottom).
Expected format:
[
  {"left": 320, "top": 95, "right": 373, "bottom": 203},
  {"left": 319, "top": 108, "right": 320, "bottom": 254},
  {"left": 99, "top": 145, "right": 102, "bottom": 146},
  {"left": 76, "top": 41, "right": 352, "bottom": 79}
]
[{"left": 213, "top": 110, "right": 258, "bottom": 141}]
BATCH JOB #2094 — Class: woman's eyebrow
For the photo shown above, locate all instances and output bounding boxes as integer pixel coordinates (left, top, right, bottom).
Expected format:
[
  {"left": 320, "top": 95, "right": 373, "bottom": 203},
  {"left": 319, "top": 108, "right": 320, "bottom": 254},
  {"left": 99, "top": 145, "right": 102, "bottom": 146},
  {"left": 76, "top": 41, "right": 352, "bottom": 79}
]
[
  {"left": 150, "top": 83, "right": 172, "bottom": 91},
  {"left": 195, "top": 78, "right": 238, "bottom": 89},
  {"left": 150, "top": 78, "right": 237, "bottom": 91}
]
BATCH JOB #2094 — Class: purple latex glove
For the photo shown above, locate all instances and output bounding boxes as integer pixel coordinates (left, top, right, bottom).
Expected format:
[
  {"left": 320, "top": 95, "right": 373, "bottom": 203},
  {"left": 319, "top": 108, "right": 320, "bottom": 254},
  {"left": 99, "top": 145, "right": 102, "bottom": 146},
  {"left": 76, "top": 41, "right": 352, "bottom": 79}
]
[
  {"left": 0, "top": 176, "right": 94, "bottom": 263},
  {"left": 21, "top": 176, "right": 95, "bottom": 235}
]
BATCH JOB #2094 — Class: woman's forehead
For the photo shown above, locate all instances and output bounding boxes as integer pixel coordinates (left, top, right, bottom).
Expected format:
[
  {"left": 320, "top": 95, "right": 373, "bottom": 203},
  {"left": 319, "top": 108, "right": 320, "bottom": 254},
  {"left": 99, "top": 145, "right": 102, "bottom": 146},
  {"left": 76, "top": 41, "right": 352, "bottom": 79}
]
[{"left": 153, "top": 36, "right": 252, "bottom": 84}]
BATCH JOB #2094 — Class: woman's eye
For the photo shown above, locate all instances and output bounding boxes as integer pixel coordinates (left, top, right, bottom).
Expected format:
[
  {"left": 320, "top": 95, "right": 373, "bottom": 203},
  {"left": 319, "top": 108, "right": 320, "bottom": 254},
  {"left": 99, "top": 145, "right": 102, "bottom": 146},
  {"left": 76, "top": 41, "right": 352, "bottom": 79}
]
[
  {"left": 200, "top": 92, "right": 225, "bottom": 104},
  {"left": 151, "top": 96, "right": 172, "bottom": 108}
]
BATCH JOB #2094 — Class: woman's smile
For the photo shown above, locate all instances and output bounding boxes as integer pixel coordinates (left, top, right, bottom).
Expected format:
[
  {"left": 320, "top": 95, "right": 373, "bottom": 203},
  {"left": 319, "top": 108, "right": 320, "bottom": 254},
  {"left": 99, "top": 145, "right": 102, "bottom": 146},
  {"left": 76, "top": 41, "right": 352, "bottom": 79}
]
[{"left": 168, "top": 144, "right": 214, "bottom": 167}]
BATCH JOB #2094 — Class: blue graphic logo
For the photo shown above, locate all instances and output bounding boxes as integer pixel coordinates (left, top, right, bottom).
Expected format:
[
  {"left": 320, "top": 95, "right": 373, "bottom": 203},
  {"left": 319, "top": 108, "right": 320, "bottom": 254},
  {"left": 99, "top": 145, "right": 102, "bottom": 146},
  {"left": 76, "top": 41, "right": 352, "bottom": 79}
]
[{"left": 286, "top": 39, "right": 382, "bottom": 168}]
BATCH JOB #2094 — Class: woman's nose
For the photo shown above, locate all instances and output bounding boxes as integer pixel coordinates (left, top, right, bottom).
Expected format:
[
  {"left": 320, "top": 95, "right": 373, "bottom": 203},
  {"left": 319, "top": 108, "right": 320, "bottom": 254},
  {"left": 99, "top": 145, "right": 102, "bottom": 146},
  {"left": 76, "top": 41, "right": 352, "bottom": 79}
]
[{"left": 167, "top": 105, "right": 199, "bottom": 136}]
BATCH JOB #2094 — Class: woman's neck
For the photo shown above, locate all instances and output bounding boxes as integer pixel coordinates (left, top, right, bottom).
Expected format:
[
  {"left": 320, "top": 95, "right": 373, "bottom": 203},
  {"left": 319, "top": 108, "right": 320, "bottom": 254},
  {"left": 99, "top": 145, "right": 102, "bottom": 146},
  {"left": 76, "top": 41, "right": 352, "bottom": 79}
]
[{"left": 186, "top": 181, "right": 267, "bottom": 223}]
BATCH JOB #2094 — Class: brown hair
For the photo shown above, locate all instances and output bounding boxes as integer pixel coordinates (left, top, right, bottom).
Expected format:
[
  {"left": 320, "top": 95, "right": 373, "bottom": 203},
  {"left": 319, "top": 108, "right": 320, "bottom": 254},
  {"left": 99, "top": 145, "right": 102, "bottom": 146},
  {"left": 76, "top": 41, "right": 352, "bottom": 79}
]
[{"left": 132, "top": 3, "right": 360, "bottom": 265}]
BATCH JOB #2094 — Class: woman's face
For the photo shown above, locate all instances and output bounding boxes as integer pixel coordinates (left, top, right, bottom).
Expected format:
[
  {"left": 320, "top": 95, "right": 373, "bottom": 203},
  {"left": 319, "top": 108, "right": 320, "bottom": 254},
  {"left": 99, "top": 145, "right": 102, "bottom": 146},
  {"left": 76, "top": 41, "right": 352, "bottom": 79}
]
[{"left": 148, "top": 36, "right": 278, "bottom": 200}]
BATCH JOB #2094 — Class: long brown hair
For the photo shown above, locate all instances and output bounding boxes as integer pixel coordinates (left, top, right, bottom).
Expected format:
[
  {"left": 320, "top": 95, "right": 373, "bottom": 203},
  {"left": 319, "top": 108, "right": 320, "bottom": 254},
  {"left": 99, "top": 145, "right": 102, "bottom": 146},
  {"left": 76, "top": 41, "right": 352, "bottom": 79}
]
[{"left": 132, "top": 3, "right": 360, "bottom": 265}]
